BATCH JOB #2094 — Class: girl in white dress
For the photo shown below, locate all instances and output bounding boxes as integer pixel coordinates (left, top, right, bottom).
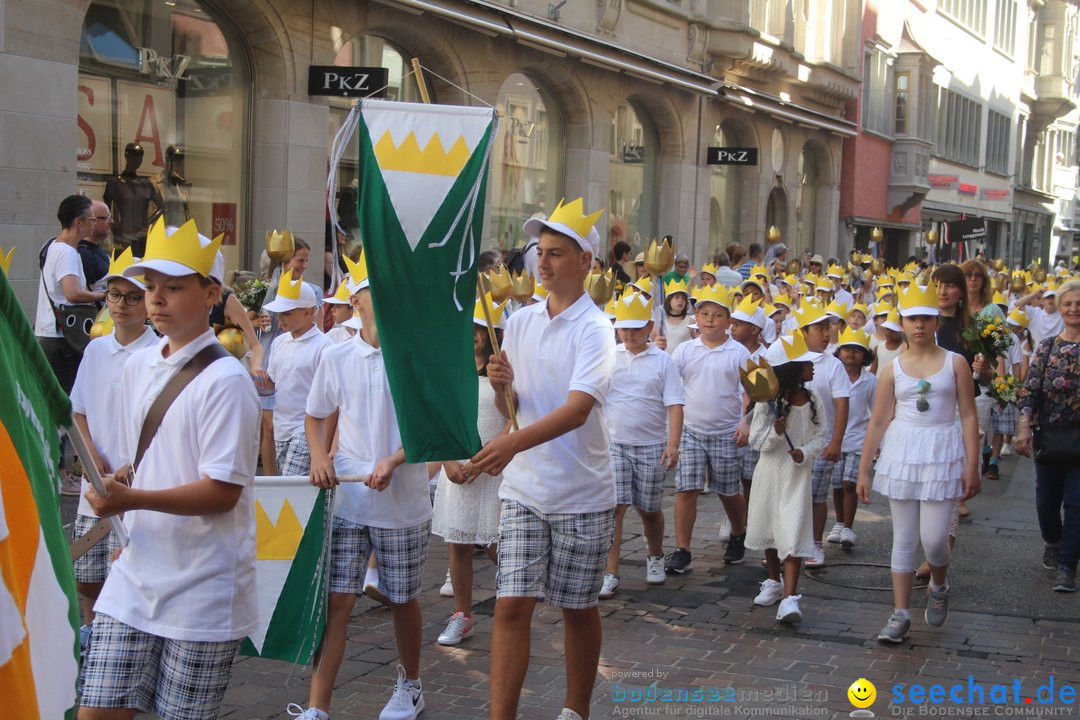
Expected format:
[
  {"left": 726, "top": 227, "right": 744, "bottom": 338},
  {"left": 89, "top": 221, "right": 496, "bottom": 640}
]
[
  {"left": 857, "top": 284, "right": 980, "bottom": 644},
  {"left": 745, "top": 329, "right": 827, "bottom": 625},
  {"left": 431, "top": 299, "right": 508, "bottom": 646}
]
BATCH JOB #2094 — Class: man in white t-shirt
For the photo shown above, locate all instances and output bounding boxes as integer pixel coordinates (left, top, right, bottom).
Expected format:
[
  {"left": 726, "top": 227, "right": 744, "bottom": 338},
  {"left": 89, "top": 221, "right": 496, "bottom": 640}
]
[
  {"left": 81, "top": 219, "right": 260, "bottom": 720},
  {"left": 1017, "top": 286, "right": 1065, "bottom": 347},
  {"left": 465, "top": 199, "right": 616, "bottom": 720}
]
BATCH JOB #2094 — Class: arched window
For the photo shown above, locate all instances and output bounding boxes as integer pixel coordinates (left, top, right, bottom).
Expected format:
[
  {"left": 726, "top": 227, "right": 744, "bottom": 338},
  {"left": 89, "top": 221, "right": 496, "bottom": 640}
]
[
  {"left": 608, "top": 101, "right": 658, "bottom": 258},
  {"left": 709, "top": 120, "right": 754, "bottom": 252},
  {"left": 490, "top": 73, "right": 563, "bottom": 252}
]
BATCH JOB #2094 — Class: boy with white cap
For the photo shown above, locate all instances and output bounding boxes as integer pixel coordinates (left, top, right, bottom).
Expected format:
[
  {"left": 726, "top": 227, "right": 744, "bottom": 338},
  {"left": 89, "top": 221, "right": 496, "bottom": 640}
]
[
  {"left": 323, "top": 280, "right": 357, "bottom": 343},
  {"left": 81, "top": 219, "right": 260, "bottom": 720},
  {"left": 70, "top": 247, "right": 158, "bottom": 645},
  {"left": 599, "top": 291, "right": 684, "bottom": 599},
  {"left": 263, "top": 270, "right": 332, "bottom": 477},
  {"left": 464, "top": 198, "right": 616, "bottom": 720}
]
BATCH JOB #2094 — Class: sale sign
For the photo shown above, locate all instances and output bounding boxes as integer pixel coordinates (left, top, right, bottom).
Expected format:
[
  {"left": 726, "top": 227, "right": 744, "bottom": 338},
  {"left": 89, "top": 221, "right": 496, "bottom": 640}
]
[{"left": 212, "top": 202, "right": 237, "bottom": 246}]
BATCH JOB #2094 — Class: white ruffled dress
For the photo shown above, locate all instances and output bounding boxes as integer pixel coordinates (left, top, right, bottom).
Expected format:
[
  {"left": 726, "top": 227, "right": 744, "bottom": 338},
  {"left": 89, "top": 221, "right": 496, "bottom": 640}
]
[
  {"left": 432, "top": 379, "right": 505, "bottom": 545},
  {"left": 872, "top": 352, "right": 966, "bottom": 501}
]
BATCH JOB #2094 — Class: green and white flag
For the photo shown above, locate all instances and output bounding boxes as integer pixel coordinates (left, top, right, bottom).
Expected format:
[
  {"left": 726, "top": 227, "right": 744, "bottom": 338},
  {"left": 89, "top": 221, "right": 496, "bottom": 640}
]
[
  {"left": 354, "top": 99, "right": 498, "bottom": 462},
  {"left": 240, "top": 477, "right": 328, "bottom": 665}
]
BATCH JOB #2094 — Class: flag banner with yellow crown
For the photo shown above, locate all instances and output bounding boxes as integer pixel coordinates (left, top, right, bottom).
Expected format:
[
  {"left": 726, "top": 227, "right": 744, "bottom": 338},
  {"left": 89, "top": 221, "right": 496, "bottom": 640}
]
[
  {"left": 240, "top": 477, "right": 329, "bottom": 665},
  {"left": 355, "top": 99, "right": 498, "bottom": 462},
  {"left": 0, "top": 271, "right": 80, "bottom": 719}
]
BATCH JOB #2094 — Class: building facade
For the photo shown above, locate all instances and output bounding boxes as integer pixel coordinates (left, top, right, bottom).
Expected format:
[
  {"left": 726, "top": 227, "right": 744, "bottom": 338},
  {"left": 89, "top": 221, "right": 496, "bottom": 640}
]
[{"left": 839, "top": 0, "right": 1079, "bottom": 268}]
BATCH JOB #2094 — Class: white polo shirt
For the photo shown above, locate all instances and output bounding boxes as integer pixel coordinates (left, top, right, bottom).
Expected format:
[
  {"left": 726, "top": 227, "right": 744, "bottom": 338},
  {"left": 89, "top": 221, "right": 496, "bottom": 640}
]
[
  {"left": 70, "top": 327, "right": 159, "bottom": 517},
  {"left": 325, "top": 325, "right": 353, "bottom": 344},
  {"left": 841, "top": 368, "right": 877, "bottom": 453},
  {"left": 34, "top": 240, "right": 86, "bottom": 338},
  {"left": 1027, "top": 306, "right": 1064, "bottom": 347},
  {"left": 95, "top": 329, "right": 260, "bottom": 642},
  {"left": 808, "top": 353, "right": 851, "bottom": 445},
  {"left": 605, "top": 344, "right": 684, "bottom": 446},
  {"left": 498, "top": 293, "right": 617, "bottom": 515},
  {"left": 672, "top": 336, "right": 751, "bottom": 435},
  {"left": 267, "top": 323, "right": 333, "bottom": 440},
  {"left": 305, "top": 333, "right": 431, "bottom": 529}
]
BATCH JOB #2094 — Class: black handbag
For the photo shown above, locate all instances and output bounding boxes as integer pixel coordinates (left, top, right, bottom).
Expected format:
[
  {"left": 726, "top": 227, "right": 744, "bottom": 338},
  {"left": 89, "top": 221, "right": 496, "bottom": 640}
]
[
  {"left": 1032, "top": 338, "right": 1080, "bottom": 464},
  {"left": 39, "top": 239, "right": 97, "bottom": 355}
]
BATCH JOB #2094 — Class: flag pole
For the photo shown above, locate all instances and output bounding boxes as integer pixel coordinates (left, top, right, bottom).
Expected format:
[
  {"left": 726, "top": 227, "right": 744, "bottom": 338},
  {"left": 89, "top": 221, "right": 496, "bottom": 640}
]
[
  {"left": 65, "top": 423, "right": 129, "bottom": 548},
  {"left": 477, "top": 275, "right": 520, "bottom": 431}
]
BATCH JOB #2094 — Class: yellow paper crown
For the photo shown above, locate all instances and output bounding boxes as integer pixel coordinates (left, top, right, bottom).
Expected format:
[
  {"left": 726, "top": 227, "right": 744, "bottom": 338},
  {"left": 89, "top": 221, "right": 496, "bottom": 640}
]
[
  {"left": 873, "top": 301, "right": 895, "bottom": 316},
  {"left": 603, "top": 295, "right": 618, "bottom": 317},
  {"left": 780, "top": 273, "right": 798, "bottom": 287},
  {"left": 876, "top": 288, "right": 896, "bottom": 302},
  {"left": 474, "top": 292, "right": 509, "bottom": 327},
  {"left": 276, "top": 269, "right": 303, "bottom": 301},
  {"left": 144, "top": 218, "right": 223, "bottom": 278},
  {"left": 330, "top": 279, "right": 351, "bottom": 302},
  {"left": 1007, "top": 307, "right": 1029, "bottom": 327},
  {"left": 694, "top": 284, "right": 733, "bottom": 309},
  {"left": 793, "top": 302, "right": 828, "bottom": 328},
  {"left": 733, "top": 294, "right": 763, "bottom": 317},
  {"left": 765, "top": 303, "right": 781, "bottom": 316},
  {"left": 631, "top": 275, "right": 655, "bottom": 295},
  {"left": 739, "top": 357, "right": 780, "bottom": 402},
  {"left": 750, "top": 264, "right": 769, "bottom": 280},
  {"left": 614, "top": 291, "right": 653, "bottom": 324},
  {"left": 772, "top": 292, "right": 793, "bottom": 307},
  {"left": 900, "top": 283, "right": 939, "bottom": 311},
  {"left": 826, "top": 263, "right": 845, "bottom": 278},
  {"left": 815, "top": 277, "right": 834, "bottom": 292},
  {"left": 266, "top": 229, "right": 295, "bottom": 264},
  {"left": 585, "top": 269, "right": 618, "bottom": 305},
  {"left": 837, "top": 326, "right": 872, "bottom": 349},
  {"left": 992, "top": 290, "right": 1008, "bottom": 306},
  {"left": 0, "top": 245, "right": 13, "bottom": 275},
  {"left": 883, "top": 307, "right": 902, "bottom": 328},
  {"left": 826, "top": 300, "right": 849, "bottom": 319},
  {"left": 533, "top": 283, "right": 549, "bottom": 301},
  {"left": 803, "top": 273, "right": 821, "bottom": 288},
  {"left": 780, "top": 328, "right": 814, "bottom": 361},
  {"left": 848, "top": 302, "right": 870, "bottom": 318},
  {"left": 645, "top": 237, "right": 675, "bottom": 274},
  {"left": 106, "top": 246, "right": 137, "bottom": 278},
  {"left": 700, "top": 262, "right": 719, "bottom": 277},
  {"left": 343, "top": 251, "right": 369, "bottom": 288},
  {"left": 548, "top": 197, "right": 605, "bottom": 241},
  {"left": 664, "top": 278, "right": 690, "bottom": 296}
]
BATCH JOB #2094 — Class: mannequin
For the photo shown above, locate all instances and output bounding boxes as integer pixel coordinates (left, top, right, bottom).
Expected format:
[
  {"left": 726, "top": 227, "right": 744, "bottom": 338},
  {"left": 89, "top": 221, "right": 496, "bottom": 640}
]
[
  {"left": 103, "top": 143, "right": 162, "bottom": 256},
  {"left": 151, "top": 145, "right": 192, "bottom": 226}
]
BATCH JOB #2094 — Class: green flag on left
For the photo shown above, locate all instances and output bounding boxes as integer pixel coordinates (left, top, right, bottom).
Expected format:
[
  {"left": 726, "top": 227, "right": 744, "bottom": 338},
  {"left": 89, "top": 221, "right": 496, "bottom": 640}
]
[{"left": 0, "top": 270, "right": 80, "bottom": 720}]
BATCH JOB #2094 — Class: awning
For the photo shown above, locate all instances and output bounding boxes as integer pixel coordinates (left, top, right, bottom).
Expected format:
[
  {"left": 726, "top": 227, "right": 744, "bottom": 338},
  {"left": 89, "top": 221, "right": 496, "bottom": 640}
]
[
  {"left": 847, "top": 216, "right": 920, "bottom": 231},
  {"left": 721, "top": 82, "right": 857, "bottom": 137},
  {"left": 380, "top": 0, "right": 722, "bottom": 96}
]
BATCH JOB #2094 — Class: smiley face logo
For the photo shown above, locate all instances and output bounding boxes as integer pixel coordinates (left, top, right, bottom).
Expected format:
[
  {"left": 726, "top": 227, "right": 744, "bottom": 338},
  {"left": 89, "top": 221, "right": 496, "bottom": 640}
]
[{"left": 848, "top": 678, "right": 876, "bottom": 709}]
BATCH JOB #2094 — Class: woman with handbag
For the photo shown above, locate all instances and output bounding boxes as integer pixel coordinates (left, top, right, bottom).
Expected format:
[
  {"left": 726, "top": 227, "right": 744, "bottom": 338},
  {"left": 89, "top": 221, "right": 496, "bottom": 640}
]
[{"left": 1015, "top": 279, "right": 1080, "bottom": 593}]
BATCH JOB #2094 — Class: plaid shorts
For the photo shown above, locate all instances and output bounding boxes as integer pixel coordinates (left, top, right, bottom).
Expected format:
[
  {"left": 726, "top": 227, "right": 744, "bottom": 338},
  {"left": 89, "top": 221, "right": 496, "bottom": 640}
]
[
  {"left": 991, "top": 404, "right": 1018, "bottom": 436},
  {"left": 496, "top": 499, "right": 614, "bottom": 609},
  {"left": 72, "top": 512, "right": 120, "bottom": 584},
  {"left": 811, "top": 457, "right": 842, "bottom": 502},
  {"left": 328, "top": 517, "right": 430, "bottom": 603},
  {"left": 610, "top": 442, "right": 665, "bottom": 512},
  {"left": 275, "top": 432, "right": 311, "bottom": 477},
  {"left": 80, "top": 614, "right": 240, "bottom": 720},
  {"left": 740, "top": 447, "right": 760, "bottom": 482},
  {"left": 675, "top": 428, "right": 740, "bottom": 496},
  {"left": 835, "top": 452, "right": 861, "bottom": 487}
]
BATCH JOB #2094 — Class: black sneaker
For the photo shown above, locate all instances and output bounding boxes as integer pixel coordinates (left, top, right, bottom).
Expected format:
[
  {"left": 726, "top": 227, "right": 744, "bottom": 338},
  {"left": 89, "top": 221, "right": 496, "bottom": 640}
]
[
  {"left": 1043, "top": 544, "right": 1060, "bottom": 571},
  {"left": 723, "top": 533, "right": 746, "bottom": 565},
  {"left": 664, "top": 548, "right": 692, "bottom": 575},
  {"left": 1054, "top": 567, "right": 1077, "bottom": 593}
]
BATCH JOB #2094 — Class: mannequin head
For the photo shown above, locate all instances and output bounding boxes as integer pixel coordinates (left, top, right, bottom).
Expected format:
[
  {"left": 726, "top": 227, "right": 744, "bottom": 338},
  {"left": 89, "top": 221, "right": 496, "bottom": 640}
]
[
  {"left": 122, "top": 143, "right": 144, "bottom": 175},
  {"left": 165, "top": 145, "right": 185, "bottom": 178}
]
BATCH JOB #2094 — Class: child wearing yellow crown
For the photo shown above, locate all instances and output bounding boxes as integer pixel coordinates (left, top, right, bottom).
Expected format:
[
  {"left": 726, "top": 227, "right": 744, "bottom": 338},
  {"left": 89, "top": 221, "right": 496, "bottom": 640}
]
[
  {"left": 598, "top": 291, "right": 685, "bottom": 600},
  {"left": 745, "top": 329, "right": 827, "bottom": 624},
  {"left": 870, "top": 306, "right": 903, "bottom": 377},
  {"left": 985, "top": 309, "right": 1031, "bottom": 477},
  {"left": 660, "top": 278, "right": 694, "bottom": 354},
  {"left": 669, "top": 284, "right": 753, "bottom": 572},
  {"left": 81, "top": 219, "right": 261, "bottom": 720},
  {"left": 69, "top": 248, "right": 158, "bottom": 649},
  {"left": 731, "top": 295, "right": 770, "bottom": 501},
  {"left": 825, "top": 328, "right": 877, "bottom": 550},
  {"left": 463, "top": 198, "right": 617, "bottom": 720},
  {"left": 323, "top": 279, "right": 358, "bottom": 343},
  {"left": 262, "top": 269, "right": 333, "bottom": 478},
  {"left": 857, "top": 284, "right": 980, "bottom": 644}
]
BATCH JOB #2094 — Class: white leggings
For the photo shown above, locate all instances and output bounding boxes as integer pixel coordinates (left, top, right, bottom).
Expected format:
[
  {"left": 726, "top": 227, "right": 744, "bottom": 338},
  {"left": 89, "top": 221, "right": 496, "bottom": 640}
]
[{"left": 888, "top": 498, "right": 954, "bottom": 573}]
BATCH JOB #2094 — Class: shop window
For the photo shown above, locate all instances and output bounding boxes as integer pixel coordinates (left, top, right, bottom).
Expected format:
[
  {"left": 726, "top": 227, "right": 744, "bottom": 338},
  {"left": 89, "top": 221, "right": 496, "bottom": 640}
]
[
  {"left": 709, "top": 121, "right": 750, "bottom": 252},
  {"left": 608, "top": 102, "right": 658, "bottom": 259},
  {"left": 78, "top": 0, "right": 249, "bottom": 271},
  {"left": 796, "top": 145, "right": 818, "bottom": 253}
]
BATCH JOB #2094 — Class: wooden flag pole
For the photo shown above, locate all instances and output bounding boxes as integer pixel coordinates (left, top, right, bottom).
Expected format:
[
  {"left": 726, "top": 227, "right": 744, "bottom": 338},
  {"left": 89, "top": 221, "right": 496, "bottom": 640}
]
[
  {"left": 410, "top": 58, "right": 431, "bottom": 104},
  {"left": 477, "top": 275, "right": 519, "bottom": 431}
]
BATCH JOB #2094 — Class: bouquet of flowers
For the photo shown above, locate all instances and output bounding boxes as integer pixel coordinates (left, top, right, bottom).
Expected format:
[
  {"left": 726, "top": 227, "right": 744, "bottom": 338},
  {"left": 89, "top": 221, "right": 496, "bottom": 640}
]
[
  {"left": 234, "top": 277, "right": 268, "bottom": 313},
  {"left": 962, "top": 315, "right": 1013, "bottom": 365},
  {"left": 987, "top": 374, "right": 1021, "bottom": 406}
]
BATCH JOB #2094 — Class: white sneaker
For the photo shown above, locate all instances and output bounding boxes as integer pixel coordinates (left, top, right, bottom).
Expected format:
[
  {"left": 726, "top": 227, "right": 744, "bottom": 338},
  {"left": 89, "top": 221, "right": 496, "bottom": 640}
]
[
  {"left": 645, "top": 555, "right": 666, "bottom": 585},
  {"left": 437, "top": 611, "right": 474, "bottom": 646},
  {"left": 60, "top": 472, "right": 82, "bottom": 497},
  {"left": 840, "top": 527, "right": 857, "bottom": 549},
  {"left": 805, "top": 545, "right": 826, "bottom": 568},
  {"left": 776, "top": 595, "right": 803, "bottom": 624},
  {"left": 379, "top": 665, "right": 425, "bottom": 720},
  {"left": 439, "top": 568, "right": 454, "bottom": 598},
  {"left": 599, "top": 572, "right": 620, "bottom": 599},
  {"left": 286, "top": 704, "right": 329, "bottom": 720},
  {"left": 718, "top": 513, "right": 732, "bottom": 543},
  {"left": 753, "top": 578, "right": 783, "bottom": 606},
  {"left": 364, "top": 574, "right": 390, "bottom": 607},
  {"left": 556, "top": 710, "right": 584, "bottom": 720},
  {"left": 826, "top": 522, "right": 844, "bottom": 543},
  {"left": 1001, "top": 443, "right": 1014, "bottom": 457}
]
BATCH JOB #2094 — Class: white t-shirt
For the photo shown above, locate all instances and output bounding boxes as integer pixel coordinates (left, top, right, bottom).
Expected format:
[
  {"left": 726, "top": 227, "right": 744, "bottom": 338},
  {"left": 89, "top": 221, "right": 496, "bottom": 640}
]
[
  {"left": 70, "top": 327, "right": 159, "bottom": 517},
  {"left": 1004, "top": 336, "right": 1025, "bottom": 373},
  {"left": 267, "top": 324, "right": 333, "bottom": 439},
  {"left": 305, "top": 333, "right": 431, "bottom": 529},
  {"left": 808, "top": 353, "right": 851, "bottom": 444},
  {"left": 95, "top": 330, "right": 260, "bottom": 642},
  {"left": 841, "top": 368, "right": 877, "bottom": 453},
  {"left": 605, "top": 344, "right": 685, "bottom": 446},
  {"left": 1027, "top": 306, "right": 1064, "bottom": 348},
  {"left": 672, "top": 336, "right": 751, "bottom": 435},
  {"left": 498, "top": 293, "right": 617, "bottom": 515},
  {"left": 325, "top": 325, "right": 353, "bottom": 344},
  {"left": 34, "top": 240, "right": 86, "bottom": 338}
]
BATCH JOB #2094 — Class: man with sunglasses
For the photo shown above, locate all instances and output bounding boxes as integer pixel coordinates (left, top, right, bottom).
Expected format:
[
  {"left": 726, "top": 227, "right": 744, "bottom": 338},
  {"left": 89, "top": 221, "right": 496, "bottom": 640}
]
[{"left": 78, "top": 200, "right": 114, "bottom": 297}]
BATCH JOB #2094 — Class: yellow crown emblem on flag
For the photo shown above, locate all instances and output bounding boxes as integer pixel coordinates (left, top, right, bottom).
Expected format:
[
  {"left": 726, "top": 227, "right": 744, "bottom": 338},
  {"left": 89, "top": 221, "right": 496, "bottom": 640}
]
[
  {"left": 734, "top": 294, "right": 762, "bottom": 317},
  {"left": 255, "top": 499, "right": 304, "bottom": 561},
  {"left": 700, "top": 262, "right": 719, "bottom": 277},
  {"left": 0, "top": 245, "right": 13, "bottom": 275},
  {"left": 1007, "top": 307, "right": 1029, "bottom": 327},
  {"left": 773, "top": 292, "right": 793, "bottom": 308},
  {"left": 780, "top": 328, "right": 814, "bottom": 361},
  {"left": 900, "top": 283, "right": 939, "bottom": 311},
  {"left": 276, "top": 269, "right": 303, "bottom": 301},
  {"left": 664, "top": 278, "right": 690, "bottom": 296},
  {"left": 694, "top": 284, "right": 733, "bottom": 309},
  {"left": 374, "top": 130, "right": 470, "bottom": 177},
  {"left": 106, "top": 246, "right": 137, "bottom": 278},
  {"left": 548, "top": 198, "right": 605, "bottom": 243},
  {"left": 793, "top": 302, "right": 828, "bottom": 328},
  {"left": 143, "top": 218, "right": 223, "bottom": 279},
  {"left": 837, "top": 326, "right": 872, "bottom": 349},
  {"left": 614, "top": 291, "right": 653, "bottom": 325},
  {"left": 474, "top": 292, "right": 509, "bottom": 327},
  {"left": 343, "top": 251, "right": 368, "bottom": 288}
]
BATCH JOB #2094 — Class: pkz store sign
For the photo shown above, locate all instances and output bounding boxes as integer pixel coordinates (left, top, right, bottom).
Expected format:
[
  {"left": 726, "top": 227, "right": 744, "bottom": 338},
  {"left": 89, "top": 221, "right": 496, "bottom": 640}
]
[
  {"left": 706, "top": 147, "right": 758, "bottom": 165},
  {"left": 138, "top": 48, "right": 191, "bottom": 81},
  {"left": 308, "top": 66, "right": 389, "bottom": 98}
]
